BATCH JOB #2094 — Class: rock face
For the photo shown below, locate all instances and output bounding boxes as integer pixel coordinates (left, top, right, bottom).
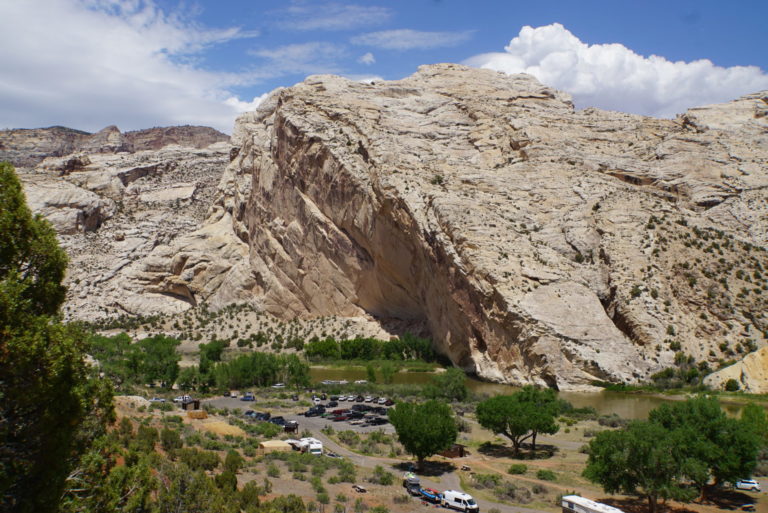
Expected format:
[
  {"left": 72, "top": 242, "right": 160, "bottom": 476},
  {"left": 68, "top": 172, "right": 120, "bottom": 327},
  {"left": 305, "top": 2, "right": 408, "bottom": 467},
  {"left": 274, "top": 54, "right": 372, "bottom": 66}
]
[
  {"left": 0, "top": 124, "right": 229, "bottom": 168},
  {"left": 134, "top": 64, "right": 767, "bottom": 389},
  {"left": 705, "top": 346, "right": 768, "bottom": 394},
  {"left": 10, "top": 127, "right": 230, "bottom": 320},
  {"left": 9, "top": 65, "right": 768, "bottom": 389}
]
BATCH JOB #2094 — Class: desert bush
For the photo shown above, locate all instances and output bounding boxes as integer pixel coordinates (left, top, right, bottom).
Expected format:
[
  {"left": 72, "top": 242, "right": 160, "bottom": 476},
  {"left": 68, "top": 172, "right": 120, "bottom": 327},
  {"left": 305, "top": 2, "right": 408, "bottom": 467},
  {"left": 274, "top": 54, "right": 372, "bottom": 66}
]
[{"left": 508, "top": 464, "right": 527, "bottom": 474}]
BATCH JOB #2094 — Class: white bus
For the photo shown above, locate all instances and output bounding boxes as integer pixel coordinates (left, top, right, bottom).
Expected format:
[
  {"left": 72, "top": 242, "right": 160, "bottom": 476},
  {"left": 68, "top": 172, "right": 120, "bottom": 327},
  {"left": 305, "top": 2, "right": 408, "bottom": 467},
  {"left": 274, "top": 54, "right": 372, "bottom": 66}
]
[{"left": 561, "top": 496, "right": 624, "bottom": 513}]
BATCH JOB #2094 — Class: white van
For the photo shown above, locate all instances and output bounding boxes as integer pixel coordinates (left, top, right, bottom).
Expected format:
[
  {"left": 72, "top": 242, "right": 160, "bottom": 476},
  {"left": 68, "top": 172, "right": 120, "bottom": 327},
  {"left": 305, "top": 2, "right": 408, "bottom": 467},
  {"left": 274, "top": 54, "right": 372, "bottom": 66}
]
[{"left": 442, "top": 490, "right": 479, "bottom": 512}]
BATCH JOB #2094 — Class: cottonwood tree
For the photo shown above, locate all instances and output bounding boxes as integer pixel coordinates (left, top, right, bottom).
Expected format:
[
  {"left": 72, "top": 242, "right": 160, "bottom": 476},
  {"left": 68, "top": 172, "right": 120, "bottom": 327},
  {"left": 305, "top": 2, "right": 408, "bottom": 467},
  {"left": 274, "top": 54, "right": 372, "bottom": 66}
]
[
  {"left": 583, "top": 420, "right": 692, "bottom": 513},
  {"left": 475, "top": 386, "right": 560, "bottom": 455},
  {"left": 389, "top": 400, "right": 457, "bottom": 469}
]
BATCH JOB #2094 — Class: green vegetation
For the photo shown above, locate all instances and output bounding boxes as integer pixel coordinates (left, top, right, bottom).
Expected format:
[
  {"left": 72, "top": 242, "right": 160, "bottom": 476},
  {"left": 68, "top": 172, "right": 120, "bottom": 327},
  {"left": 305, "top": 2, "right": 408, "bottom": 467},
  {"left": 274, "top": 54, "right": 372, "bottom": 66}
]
[
  {"left": 424, "top": 367, "right": 469, "bottom": 402},
  {"left": 0, "top": 162, "right": 114, "bottom": 513},
  {"left": 303, "top": 333, "right": 435, "bottom": 362},
  {"left": 584, "top": 396, "right": 767, "bottom": 513},
  {"left": 88, "top": 332, "right": 181, "bottom": 389},
  {"left": 389, "top": 400, "right": 458, "bottom": 469},
  {"left": 213, "top": 352, "right": 310, "bottom": 390},
  {"left": 476, "top": 386, "right": 560, "bottom": 455}
]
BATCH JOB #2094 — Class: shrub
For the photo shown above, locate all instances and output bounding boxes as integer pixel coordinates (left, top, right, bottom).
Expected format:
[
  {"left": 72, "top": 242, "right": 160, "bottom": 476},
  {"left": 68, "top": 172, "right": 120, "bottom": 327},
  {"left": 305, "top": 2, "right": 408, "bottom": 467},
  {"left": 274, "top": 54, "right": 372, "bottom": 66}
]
[
  {"left": 215, "top": 470, "right": 237, "bottom": 491},
  {"left": 317, "top": 492, "right": 330, "bottom": 505},
  {"left": 161, "top": 428, "right": 183, "bottom": 452},
  {"left": 536, "top": 469, "right": 557, "bottom": 481},
  {"left": 224, "top": 449, "right": 244, "bottom": 474},
  {"left": 494, "top": 482, "right": 532, "bottom": 503},
  {"left": 508, "top": 464, "right": 528, "bottom": 474},
  {"left": 370, "top": 465, "right": 394, "bottom": 485},
  {"left": 267, "top": 462, "right": 281, "bottom": 478},
  {"left": 474, "top": 473, "right": 502, "bottom": 489},
  {"left": 725, "top": 378, "right": 740, "bottom": 391}
]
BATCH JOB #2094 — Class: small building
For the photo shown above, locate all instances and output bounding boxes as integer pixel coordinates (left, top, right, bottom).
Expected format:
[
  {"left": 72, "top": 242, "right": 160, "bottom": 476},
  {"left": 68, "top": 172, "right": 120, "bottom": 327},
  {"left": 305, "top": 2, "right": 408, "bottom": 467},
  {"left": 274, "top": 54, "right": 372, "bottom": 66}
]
[
  {"left": 181, "top": 399, "right": 200, "bottom": 410},
  {"left": 439, "top": 443, "right": 467, "bottom": 458},
  {"left": 258, "top": 440, "right": 292, "bottom": 455}
]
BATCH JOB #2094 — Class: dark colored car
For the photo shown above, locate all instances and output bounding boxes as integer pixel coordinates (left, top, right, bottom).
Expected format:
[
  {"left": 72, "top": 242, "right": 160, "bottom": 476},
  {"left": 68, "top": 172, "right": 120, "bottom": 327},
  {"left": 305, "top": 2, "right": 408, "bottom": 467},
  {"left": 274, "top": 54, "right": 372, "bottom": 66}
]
[
  {"left": 332, "top": 415, "right": 349, "bottom": 422},
  {"left": 269, "top": 416, "right": 286, "bottom": 426},
  {"left": 367, "top": 417, "right": 388, "bottom": 425},
  {"left": 241, "top": 392, "right": 255, "bottom": 401},
  {"left": 251, "top": 412, "right": 270, "bottom": 421},
  {"left": 321, "top": 393, "right": 327, "bottom": 400},
  {"left": 351, "top": 404, "right": 366, "bottom": 412},
  {"left": 330, "top": 396, "right": 339, "bottom": 401},
  {"left": 384, "top": 399, "right": 394, "bottom": 406},
  {"left": 356, "top": 395, "right": 364, "bottom": 402},
  {"left": 291, "top": 394, "right": 299, "bottom": 401},
  {"left": 244, "top": 410, "right": 255, "bottom": 417},
  {"left": 347, "top": 411, "right": 364, "bottom": 419},
  {"left": 328, "top": 401, "right": 338, "bottom": 408}
]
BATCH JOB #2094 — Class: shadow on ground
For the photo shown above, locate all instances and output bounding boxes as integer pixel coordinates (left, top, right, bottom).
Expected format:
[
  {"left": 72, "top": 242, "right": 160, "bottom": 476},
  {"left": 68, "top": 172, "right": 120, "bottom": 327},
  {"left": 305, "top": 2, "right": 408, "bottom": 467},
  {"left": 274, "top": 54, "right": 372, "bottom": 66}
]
[
  {"left": 478, "top": 442, "right": 558, "bottom": 460},
  {"left": 392, "top": 461, "right": 456, "bottom": 477}
]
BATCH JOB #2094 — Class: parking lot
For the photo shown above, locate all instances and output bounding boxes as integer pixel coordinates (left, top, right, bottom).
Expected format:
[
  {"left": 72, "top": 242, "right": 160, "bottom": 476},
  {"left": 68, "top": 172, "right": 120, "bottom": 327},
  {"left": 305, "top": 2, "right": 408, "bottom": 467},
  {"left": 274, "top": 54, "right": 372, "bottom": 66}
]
[{"left": 202, "top": 396, "right": 396, "bottom": 435}]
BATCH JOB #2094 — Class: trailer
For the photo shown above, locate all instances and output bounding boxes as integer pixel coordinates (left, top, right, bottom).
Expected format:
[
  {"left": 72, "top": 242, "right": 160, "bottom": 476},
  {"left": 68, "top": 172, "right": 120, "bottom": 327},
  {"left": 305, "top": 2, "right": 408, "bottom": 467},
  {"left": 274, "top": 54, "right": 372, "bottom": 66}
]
[
  {"left": 561, "top": 496, "right": 624, "bottom": 513},
  {"left": 419, "top": 488, "right": 442, "bottom": 504},
  {"left": 298, "top": 437, "right": 323, "bottom": 455}
]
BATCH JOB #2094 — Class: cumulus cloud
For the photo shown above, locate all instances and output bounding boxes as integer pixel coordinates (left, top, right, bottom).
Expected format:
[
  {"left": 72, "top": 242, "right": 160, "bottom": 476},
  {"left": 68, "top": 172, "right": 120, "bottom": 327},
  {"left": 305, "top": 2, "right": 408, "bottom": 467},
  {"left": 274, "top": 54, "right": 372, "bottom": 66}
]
[
  {"left": 464, "top": 23, "right": 768, "bottom": 117},
  {"left": 358, "top": 52, "right": 376, "bottom": 65},
  {"left": 275, "top": 2, "right": 392, "bottom": 31},
  {"left": 352, "top": 29, "right": 473, "bottom": 50},
  {"left": 0, "top": 0, "right": 265, "bottom": 133}
]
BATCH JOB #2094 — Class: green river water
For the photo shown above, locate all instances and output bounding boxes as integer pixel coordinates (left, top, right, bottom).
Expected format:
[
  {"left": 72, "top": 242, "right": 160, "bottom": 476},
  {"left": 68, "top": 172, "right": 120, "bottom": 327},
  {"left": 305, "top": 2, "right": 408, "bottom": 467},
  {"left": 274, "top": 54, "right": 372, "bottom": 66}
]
[{"left": 309, "top": 367, "right": 748, "bottom": 420}]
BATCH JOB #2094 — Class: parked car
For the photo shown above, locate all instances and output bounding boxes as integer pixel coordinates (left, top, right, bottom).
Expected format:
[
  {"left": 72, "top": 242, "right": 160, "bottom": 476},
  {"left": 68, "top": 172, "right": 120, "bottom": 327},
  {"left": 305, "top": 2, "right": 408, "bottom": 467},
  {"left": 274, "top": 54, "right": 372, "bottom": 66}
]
[
  {"left": 241, "top": 392, "right": 255, "bottom": 401},
  {"left": 291, "top": 394, "right": 299, "bottom": 401},
  {"left": 330, "top": 396, "right": 339, "bottom": 401},
  {"left": 377, "top": 397, "right": 387, "bottom": 404},
  {"left": 269, "top": 416, "right": 286, "bottom": 426},
  {"left": 366, "top": 417, "right": 388, "bottom": 426},
  {"left": 736, "top": 479, "right": 761, "bottom": 492},
  {"left": 355, "top": 395, "right": 364, "bottom": 402},
  {"left": 332, "top": 415, "right": 349, "bottom": 422},
  {"left": 271, "top": 383, "right": 286, "bottom": 389},
  {"left": 352, "top": 484, "right": 367, "bottom": 493},
  {"left": 254, "top": 412, "right": 271, "bottom": 421},
  {"left": 149, "top": 397, "right": 166, "bottom": 403},
  {"left": 328, "top": 400, "right": 338, "bottom": 407},
  {"left": 338, "top": 395, "right": 347, "bottom": 401},
  {"left": 173, "top": 395, "right": 191, "bottom": 403},
  {"left": 364, "top": 396, "right": 373, "bottom": 403},
  {"left": 384, "top": 399, "right": 394, "bottom": 406},
  {"left": 326, "top": 451, "right": 341, "bottom": 459}
]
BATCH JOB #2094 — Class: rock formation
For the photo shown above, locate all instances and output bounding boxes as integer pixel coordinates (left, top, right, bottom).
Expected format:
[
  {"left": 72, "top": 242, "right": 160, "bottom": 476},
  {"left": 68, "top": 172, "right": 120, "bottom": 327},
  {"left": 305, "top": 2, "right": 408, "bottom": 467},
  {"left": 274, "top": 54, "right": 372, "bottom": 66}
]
[
  {"left": 8, "top": 65, "right": 768, "bottom": 389},
  {"left": 6, "top": 126, "right": 230, "bottom": 320},
  {"left": 705, "top": 346, "right": 768, "bottom": 394}
]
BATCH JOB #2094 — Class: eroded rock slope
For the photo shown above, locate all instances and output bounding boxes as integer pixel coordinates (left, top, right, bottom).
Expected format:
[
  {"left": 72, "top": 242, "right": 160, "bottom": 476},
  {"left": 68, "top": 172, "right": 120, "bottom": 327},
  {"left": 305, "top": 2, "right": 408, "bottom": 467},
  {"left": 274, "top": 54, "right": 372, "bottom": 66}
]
[{"left": 137, "top": 64, "right": 768, "bottom": 388}]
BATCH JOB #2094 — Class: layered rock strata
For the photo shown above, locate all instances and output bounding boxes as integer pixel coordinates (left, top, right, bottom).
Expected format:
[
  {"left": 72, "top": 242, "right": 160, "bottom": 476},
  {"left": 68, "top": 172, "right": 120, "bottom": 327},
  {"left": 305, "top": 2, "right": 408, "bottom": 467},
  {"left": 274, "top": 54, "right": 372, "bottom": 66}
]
[{"left": 138, "top": 64, "right": 767, "bottom": 388}]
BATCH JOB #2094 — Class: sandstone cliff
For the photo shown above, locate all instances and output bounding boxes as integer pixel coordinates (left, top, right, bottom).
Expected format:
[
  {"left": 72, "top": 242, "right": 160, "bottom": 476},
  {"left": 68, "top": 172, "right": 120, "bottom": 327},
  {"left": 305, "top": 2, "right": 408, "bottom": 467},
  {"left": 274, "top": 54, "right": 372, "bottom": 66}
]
[
  {"left": 10, "top": 65, "right": 768, "bottom": 389},
  {"left": 133, "top": 64, "right": 767, "bottom": 388},
  {"left": 8, "top": 127, "right": 230, "bottom": 320}
]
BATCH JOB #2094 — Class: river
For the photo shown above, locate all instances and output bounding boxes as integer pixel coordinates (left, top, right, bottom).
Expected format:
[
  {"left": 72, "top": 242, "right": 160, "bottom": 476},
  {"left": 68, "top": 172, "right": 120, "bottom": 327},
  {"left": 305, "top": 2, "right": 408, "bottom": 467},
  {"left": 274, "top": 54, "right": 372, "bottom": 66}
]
[{"left": 309, "top": 367, "right": 750, "bottom": 420}]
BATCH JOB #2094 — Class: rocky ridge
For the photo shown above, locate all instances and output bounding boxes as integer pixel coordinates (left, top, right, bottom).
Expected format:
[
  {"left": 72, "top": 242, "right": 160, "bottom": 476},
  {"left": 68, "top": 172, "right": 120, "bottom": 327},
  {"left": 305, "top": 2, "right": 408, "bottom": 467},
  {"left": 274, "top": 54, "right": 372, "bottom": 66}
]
[
  {"left": 8, "top": 126, "right": 231, "bottom": 320},
  {"left": 10, "top": 65, "right": 768, "bottom": 389}
]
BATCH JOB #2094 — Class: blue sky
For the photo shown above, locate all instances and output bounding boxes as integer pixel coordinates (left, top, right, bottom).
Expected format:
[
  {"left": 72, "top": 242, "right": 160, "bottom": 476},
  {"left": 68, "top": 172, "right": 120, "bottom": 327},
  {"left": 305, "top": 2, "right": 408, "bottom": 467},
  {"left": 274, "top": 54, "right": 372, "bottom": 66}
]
[{"left": 1, "top": 0, "right": 767, "bottom": 133}]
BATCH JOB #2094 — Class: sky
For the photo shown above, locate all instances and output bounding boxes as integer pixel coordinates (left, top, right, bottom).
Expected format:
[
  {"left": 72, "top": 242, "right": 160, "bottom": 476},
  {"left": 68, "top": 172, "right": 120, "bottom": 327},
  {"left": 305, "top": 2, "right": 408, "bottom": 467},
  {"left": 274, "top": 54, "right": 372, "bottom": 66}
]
[{"left": 1, "top": 0, "right": 767, "bottom": 134}]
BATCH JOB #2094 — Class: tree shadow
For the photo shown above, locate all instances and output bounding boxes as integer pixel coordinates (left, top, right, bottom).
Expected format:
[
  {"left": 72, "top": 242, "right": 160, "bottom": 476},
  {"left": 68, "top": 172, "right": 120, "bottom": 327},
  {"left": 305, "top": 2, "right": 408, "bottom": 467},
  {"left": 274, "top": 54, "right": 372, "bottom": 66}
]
[
  {"left": 391, "top": 460, "right": 456, "bottom": 477},
  {"left": 702, "top": 486, "right": 758, "bottom": 510},
  {"left": 477, "top": 442, "right": 557, "bottom": 460}
]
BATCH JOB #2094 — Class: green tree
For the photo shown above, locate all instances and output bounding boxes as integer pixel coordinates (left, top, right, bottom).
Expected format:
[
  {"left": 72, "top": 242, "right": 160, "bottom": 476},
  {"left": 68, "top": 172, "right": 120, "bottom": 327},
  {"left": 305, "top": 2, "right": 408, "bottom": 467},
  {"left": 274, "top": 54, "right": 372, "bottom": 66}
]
[
  {"left": 389, "top": 400, "right": 457, "bottom": 469},
  {"left": 475, "top": 386, "right": 560, "bottom": 455},
  {"left": 135, "top": 335, "right": 181, "bottom": 386},
  {"left": 649, "top": 396, "right": 760, "bottom": 499},
  {"left": 583, "top": 421, "right": 691, "bottom": 513},
  {"left": 366, "top": 363, "right": 377, "bottom": 383},
  {"left": 425, "top": 368, "right": 468, "bottom": 402},
  {"left": 0, "top": 162, "right": 114, "bottom": 513},
  {"left": 380, "top": 361, "right": 396, "bottom": 384}
]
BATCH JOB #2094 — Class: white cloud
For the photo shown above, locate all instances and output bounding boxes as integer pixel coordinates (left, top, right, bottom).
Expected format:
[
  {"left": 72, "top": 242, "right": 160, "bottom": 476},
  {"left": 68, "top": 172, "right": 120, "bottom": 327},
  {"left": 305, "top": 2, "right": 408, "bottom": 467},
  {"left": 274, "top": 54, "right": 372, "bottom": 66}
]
[
  {"left": 0, "top": 0, "right": 265, "bottom": 133},
  {"left": 464, "top": 23, "right": 768, "bottom": 118},
  {"left": 223, "top": 93, "right": 270, "bottom": 113},
  {"left": 358, "top": 52, "right": 376, "bottom": 65},
  {"left": 276, "top": 3, "right": 392, "bottom": 31},
  {"left": 352, "top": 29, "right": 473, "bottom": 50},
  {"left": 250, "top": 42, "right": 347, "bottom": 75}
]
